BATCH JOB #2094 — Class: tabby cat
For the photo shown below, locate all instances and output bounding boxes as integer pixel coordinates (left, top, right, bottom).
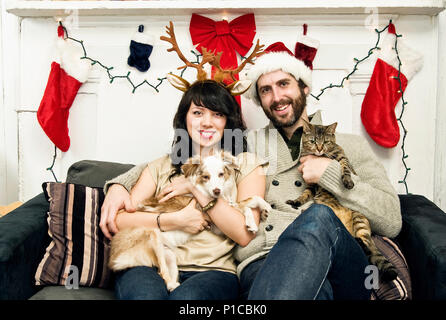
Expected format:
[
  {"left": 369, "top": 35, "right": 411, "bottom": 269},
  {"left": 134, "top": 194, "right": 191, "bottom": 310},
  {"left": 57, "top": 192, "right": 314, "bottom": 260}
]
[{"left": 286, "top": 120, "right": 398, "bottom": 282}]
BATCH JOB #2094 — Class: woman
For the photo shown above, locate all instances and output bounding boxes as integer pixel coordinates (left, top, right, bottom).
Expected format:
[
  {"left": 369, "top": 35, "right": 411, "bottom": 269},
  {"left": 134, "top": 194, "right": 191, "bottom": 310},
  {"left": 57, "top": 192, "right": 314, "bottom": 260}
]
[{"left": 110, "top": 80, "right": 268, "bottom": 300}]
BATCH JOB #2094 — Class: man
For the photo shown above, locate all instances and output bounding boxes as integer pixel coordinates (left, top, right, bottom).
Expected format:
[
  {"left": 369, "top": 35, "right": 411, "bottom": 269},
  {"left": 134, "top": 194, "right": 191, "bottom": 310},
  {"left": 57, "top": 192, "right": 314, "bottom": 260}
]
[{"left": 100, "top": 44, "right": 402, "bottom": 300}]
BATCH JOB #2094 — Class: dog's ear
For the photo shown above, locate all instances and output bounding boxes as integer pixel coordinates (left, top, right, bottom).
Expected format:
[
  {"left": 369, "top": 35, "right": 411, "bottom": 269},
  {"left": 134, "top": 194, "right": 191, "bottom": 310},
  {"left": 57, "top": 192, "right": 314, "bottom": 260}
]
[
  {"left": 181, "top": 162, "right": 199, "bottom": 178},
  {"left": 221, "top": 151, "right": 240, "bottom": 174},
  {"left": 181, "top": 155, "right": 201, "bottom": 177}
]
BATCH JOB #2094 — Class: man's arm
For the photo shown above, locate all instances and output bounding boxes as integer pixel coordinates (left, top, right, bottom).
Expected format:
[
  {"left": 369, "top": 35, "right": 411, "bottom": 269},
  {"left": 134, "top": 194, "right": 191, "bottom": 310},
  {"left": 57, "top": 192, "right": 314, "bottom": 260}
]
[
  {"left": 103, "top": 162, "right": 147, "bottom": 193},
  {"left": 318, "top": 134, "right": 402, "bottom": 238},
  {"left": 100, "top": 163, "right": 147, "bottom": 239}
]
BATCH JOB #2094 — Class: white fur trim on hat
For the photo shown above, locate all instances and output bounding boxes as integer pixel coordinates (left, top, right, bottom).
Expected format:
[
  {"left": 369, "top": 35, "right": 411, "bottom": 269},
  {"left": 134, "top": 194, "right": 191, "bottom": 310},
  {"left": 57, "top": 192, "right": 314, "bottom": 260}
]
[
  {"left": 131, "top": 32, "right": 155, "bottom": 46},
  {"left": 296, "top": 35, "right": 320, "bottom": 49},
  {"left": 378, "top": 33, "right": 423, "bottom": 81},
  {"left": 244, "top": 51, "right": 312, "bottom": 105},
  {"left": 56, "top": 37, "right": 91, "bottom": 83}
]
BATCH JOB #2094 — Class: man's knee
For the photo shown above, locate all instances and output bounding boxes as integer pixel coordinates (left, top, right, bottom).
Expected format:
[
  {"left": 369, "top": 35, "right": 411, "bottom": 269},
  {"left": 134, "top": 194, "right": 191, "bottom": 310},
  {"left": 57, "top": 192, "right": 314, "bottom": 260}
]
[
  {"left": 280, "top": 204, "right": 338, "bottom": 240},
  {"left": 302, "top": 203, "right": 336, "bottom": 223}
]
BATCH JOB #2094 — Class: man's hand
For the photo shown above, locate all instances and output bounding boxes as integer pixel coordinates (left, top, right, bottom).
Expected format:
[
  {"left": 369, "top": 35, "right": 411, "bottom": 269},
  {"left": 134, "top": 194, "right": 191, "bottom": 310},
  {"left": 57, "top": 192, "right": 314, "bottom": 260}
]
[
  {"left": 298, "top": 155, "right": 333, "bottom": 185},
  {"left": 100, "top": 184, "right": 135, "bottom": 240}
]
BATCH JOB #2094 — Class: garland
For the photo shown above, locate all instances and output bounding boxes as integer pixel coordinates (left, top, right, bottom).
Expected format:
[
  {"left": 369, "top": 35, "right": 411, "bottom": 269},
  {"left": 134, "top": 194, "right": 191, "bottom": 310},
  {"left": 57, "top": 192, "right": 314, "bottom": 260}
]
[
  {"left": 309, "top": 20, "right": 410, "bottom": 194},
  {"left": 47, "top": 20, "right": 411, "bottom": 194}
]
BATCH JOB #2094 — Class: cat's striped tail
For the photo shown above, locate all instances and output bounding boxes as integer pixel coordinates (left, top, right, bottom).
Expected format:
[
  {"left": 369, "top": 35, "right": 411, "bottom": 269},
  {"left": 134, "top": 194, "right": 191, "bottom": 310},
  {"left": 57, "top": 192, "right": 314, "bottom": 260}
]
[{"left": 352, "top": 211, "right": 398, "bottom": 282}]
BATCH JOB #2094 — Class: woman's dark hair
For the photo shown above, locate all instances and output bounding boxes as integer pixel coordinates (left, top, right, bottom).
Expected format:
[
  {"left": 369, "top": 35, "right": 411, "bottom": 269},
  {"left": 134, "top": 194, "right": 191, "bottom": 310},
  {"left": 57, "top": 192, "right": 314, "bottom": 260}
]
[{"left": 169, "top": 80, "right": 247, "bottom": 178}]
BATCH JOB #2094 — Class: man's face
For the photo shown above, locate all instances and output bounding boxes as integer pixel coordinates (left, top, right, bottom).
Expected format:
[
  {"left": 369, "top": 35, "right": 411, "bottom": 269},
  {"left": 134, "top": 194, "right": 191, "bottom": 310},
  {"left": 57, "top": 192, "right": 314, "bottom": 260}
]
[{"left": 257, "top": 70, "right": 308, "bottom": 128}]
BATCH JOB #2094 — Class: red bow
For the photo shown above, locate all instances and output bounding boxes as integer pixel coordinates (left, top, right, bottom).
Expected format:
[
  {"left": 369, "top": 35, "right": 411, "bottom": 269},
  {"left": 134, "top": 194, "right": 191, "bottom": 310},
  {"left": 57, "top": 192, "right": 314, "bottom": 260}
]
[{"left": 189, "top": 13, "right": 256, "bottom": 86}]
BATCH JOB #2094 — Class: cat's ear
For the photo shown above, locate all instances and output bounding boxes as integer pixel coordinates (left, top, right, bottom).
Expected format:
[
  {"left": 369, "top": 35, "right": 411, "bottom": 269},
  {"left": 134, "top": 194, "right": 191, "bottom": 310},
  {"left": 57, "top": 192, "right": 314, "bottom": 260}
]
[
  {"left": 301, "top": 119, "right": 312, "bottom": 133},
  {"left": 326, "top": 122, "right": 338, "bottom": 134}
]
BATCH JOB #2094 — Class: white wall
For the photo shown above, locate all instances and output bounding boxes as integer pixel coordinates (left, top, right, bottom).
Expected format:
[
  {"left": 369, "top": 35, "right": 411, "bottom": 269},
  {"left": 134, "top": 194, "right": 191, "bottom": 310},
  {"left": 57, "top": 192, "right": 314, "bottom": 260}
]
[
  {"left": 0, "top": 1, "right": 4, "bottom": 203},
  {"left": 1, "top": 4, "right": 445, "bottom": 211},
  {"left": 1, "top": 0, "right": 20, "bottom": 204},
  {"left": 434, "top": 9, "right": 446, "bottom": 211}
]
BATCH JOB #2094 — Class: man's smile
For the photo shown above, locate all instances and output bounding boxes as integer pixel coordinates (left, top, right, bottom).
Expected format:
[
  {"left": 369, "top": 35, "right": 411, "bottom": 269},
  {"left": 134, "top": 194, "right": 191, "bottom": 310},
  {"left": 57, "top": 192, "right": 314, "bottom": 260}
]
[{"left": 272, "top": 104, "right": 290, "bottom": 116}]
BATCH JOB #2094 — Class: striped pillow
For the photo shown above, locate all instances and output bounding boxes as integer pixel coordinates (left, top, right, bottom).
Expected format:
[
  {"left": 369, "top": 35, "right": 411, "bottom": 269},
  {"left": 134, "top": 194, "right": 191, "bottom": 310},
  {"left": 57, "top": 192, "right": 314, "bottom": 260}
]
[
  {"left": 35, "top": 182, "right": 112, "bottom": 288},
  {"left": 370, "top": 235, "right": 412, "bottom": 300}
]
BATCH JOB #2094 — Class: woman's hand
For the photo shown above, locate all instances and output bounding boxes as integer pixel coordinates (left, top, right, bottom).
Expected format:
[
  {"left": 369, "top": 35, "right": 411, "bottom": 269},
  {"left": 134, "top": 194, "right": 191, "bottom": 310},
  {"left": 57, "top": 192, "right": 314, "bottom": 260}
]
[
  {"left": 158, "top": 176, "right": 193, "bottom": 203},
  {"left": 172, "top": 199, "right": 209, "bottom": 234}
]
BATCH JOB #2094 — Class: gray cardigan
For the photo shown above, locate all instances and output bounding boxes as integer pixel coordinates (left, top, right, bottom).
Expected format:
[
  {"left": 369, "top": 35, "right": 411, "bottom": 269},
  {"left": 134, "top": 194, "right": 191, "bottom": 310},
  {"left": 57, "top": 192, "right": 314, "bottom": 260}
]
[{"left": 104, "top": 111, "right": 402, "bottom": 276}]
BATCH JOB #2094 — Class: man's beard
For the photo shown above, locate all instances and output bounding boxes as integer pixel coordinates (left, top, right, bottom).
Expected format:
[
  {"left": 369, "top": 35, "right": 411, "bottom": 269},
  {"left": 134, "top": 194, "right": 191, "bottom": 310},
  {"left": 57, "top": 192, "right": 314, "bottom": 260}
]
[{"left": 263, "top": 91, "right": 307, "bottom": 129}]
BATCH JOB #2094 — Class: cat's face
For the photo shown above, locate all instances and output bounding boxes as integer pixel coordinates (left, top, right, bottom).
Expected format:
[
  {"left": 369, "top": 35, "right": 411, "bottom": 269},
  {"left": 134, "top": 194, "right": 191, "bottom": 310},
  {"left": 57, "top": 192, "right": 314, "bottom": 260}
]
[{"left": 301, "top": 121, "right": 337, "bottom": 156}]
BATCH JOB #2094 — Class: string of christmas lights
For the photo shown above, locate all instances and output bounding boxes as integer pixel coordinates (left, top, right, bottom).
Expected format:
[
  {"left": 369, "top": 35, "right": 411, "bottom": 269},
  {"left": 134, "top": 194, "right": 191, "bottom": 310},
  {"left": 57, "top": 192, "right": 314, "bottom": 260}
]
[
  {"left": 392, "top": 28, "right": 411, "bottom": 194},
  {"left": 47, "top": 20, "right": 411, "bottom": 194},
  {"left": 60, "top": 22, "right": 202, "bottom": 93},
  {"left": 310, "top": 23, "right": 390, "bottom": 101}
]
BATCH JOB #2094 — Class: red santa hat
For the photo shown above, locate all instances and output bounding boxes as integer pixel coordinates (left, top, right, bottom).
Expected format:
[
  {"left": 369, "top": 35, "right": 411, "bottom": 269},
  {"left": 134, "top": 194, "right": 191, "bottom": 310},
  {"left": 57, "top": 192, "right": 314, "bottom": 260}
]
[{"left": 245, "top": 24, "right": 319, "bottom": 105}]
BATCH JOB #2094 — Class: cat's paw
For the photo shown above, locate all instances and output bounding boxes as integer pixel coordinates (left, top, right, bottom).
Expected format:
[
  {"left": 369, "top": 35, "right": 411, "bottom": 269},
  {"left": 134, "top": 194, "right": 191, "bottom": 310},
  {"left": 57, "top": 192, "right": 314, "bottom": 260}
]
[
  {"left": 286, "top": 200, "right": 301, "bottom": 209},
  {"left": 381, "top": 267, "right": 398, "bottom": 282},
  {"left": 342, "top": 177, "right": 354, "bottom": 189}
]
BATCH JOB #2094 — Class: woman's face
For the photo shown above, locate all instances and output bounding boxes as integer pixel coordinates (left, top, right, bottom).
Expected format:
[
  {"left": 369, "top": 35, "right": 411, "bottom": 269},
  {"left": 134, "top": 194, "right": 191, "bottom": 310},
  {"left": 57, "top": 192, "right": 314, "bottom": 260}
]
[{"left": 186, "top": 102, "right": 227, "bottom": 151}]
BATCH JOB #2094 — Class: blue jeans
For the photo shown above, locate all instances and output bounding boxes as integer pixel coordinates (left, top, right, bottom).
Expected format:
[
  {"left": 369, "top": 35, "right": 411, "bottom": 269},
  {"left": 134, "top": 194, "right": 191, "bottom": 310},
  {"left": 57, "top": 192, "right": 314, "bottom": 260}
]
[
  {"left": 240, "top": 204, "right": 371, "bottom": 300},
  {"left": 115, "top": 266, "right": 239, "bottom": 300}
]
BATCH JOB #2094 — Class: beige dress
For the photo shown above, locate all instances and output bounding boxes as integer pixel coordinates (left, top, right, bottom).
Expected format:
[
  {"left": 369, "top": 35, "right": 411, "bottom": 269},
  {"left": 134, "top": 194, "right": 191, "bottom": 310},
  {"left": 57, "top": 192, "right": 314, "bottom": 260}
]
[{"left": 146, "top": 152, "right": 268, "bottom": 274}]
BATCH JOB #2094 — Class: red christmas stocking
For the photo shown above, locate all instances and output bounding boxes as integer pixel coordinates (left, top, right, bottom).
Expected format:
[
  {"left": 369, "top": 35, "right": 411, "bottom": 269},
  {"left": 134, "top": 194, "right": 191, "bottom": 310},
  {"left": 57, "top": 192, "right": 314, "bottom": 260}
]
[
  {"left": 294, "top": 24, "right": 319, "bottom": 70},
  {"left": 37, "top": 25, "right": 91, "bottom": 152},
  {"left": 361, "top": 23, "right": 423, "bottom": 148}
]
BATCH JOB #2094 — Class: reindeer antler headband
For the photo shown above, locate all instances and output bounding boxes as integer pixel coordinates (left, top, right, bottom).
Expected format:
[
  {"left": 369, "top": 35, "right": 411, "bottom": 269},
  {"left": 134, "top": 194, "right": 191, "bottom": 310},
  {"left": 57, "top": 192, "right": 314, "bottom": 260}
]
[{"left": 160, "top": 21, "right": 264, "bottom": 96}]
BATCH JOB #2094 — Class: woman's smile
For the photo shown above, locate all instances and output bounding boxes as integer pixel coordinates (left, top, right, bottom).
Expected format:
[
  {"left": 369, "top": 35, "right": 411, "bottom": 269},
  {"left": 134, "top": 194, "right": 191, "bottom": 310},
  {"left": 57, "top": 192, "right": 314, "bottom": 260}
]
[{"left": 199, "top": 130, "right": 216, "bottom": 140}]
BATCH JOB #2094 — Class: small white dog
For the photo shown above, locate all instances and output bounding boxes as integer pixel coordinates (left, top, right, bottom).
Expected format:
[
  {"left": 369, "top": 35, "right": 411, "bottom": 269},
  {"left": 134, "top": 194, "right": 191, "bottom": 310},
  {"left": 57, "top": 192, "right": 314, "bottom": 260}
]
[{"left": 109, "top": 151, "right": 271, "bottom": 291}]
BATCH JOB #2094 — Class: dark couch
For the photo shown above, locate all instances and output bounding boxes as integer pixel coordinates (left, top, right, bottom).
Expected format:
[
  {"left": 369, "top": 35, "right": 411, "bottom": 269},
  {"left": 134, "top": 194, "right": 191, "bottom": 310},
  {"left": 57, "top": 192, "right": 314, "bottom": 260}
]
[{"left": 1, "top": 160, "right": 446, "bottom": 300}]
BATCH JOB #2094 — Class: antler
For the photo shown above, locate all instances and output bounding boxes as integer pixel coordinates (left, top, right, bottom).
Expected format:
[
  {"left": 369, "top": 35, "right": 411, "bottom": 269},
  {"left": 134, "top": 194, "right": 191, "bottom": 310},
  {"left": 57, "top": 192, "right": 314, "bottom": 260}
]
[
  {"left": 160, "top": 21, "right": 211, "bottom": 81},
  {"left": 231, "top": 40, "right": 265, "bottom": 78},
  {"left": 211, "top": 39, "right": 265, "bottom": 83}
]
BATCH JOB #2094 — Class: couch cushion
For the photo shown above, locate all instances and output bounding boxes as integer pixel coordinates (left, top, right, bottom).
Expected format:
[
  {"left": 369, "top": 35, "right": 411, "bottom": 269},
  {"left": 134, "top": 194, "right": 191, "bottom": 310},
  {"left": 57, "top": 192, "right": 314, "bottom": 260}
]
[
  {"left": 35, "top": 182, "right": 112, "bottom": 289},
  {"left": 66, "top": 160, "right": 135, "bottom": 188},
  {"left": 29, "top": 286, "right": 115, "bottom": 300},
  {"left": 371, "top": 236, "right": 412, "bottom": 300},
  {"left": 0, "top": 193, "right": 51, "bottom": 299},
  {"left": 397, "top": 194, "right": 446, "bottom": 300}
]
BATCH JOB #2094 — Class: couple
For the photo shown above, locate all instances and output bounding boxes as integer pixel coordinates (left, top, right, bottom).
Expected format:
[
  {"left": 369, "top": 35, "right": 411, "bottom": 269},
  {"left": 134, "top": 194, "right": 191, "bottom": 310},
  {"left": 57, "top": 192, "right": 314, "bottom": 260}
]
[{"left": 100, "top": 46, "right": 402, "bottom": 300}]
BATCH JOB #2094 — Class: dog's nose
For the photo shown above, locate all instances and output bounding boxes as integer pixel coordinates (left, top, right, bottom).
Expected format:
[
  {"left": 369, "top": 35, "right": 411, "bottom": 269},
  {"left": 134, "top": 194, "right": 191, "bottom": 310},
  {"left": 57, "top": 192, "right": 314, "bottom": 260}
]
[{"left": 213, "top": 188, "right": 221, "bottom": 196}]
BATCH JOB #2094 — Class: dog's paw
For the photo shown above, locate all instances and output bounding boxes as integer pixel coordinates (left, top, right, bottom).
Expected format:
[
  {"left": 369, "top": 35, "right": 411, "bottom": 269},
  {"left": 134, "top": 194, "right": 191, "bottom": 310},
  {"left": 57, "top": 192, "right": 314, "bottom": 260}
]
[
  {"left": 262, "top": 202, "right": 272, "bottom": 213},
  {"left": 246, "top": 222, "right": 258, "bottom": 233},
  {"left": 167, "top": 281, "right": 180, "bottom": 292},
  {"left": 260, "top": 209, "right": 269, "bottom": 221}
]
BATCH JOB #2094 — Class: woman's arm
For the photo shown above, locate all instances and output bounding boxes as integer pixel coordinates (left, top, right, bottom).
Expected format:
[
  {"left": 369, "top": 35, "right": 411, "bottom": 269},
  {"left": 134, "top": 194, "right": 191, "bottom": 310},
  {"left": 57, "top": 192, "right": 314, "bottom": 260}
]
[
  {"left": 115, "top": 200, "right": 206, "bottom": 234},
  {"left": 116, "top": 167, "right": 209, "bottom": 234},
  {"left": 192, "top": 166, "right": 267, "bottom": 247}
]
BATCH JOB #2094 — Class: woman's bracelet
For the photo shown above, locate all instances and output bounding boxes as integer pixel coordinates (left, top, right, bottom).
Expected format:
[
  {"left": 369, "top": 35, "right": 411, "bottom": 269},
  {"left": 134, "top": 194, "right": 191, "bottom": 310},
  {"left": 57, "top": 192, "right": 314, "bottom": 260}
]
[
  {"left": 202, "top": 199, "right": 217, "bottom": 213},
  {"left": 157, "top": 213, "right": 165, "bottom": 232}
]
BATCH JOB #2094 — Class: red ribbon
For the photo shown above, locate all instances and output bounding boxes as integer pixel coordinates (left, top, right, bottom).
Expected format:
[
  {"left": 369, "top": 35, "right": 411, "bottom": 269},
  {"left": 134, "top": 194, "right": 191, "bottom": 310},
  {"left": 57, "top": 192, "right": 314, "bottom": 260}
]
[{"left": 189, "top": 13, "right": 256, "bottom": 86}]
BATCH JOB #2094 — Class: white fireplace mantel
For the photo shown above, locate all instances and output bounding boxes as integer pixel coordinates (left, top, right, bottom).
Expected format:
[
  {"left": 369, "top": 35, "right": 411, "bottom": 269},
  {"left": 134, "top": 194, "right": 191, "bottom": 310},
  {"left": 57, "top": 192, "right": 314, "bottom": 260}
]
[
  {"left": 1, "top": 0, "right": 446, "bottom": 211},
  {"left": 5, "top": 0, "right": 446, "bottom": 18}
]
